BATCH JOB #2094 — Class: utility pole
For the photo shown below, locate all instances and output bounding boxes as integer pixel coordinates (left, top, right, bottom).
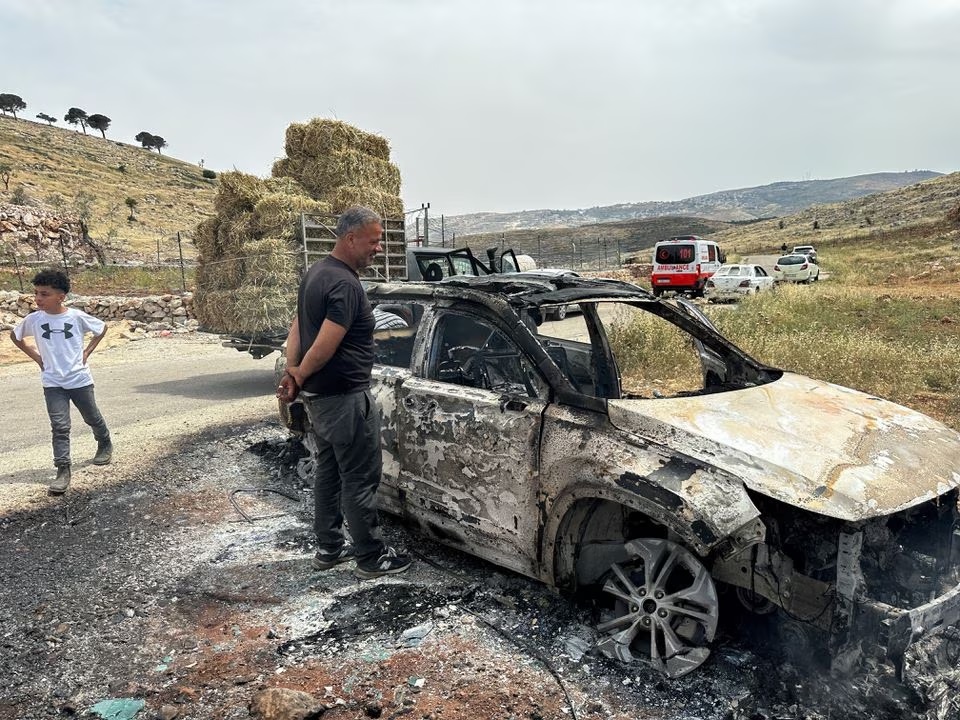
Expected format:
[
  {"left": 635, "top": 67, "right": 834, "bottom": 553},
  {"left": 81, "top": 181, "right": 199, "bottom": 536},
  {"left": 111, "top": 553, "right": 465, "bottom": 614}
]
[
  {"left": 537, "top": 235, "right": 542, "bottom": 266},
  {"left": 452, "top": 232, "right": 457, "bottom": 249},
  {"left": 597, "top": 236, "right": 601, "bottom": 271},
  {"left": 603, "top": 238, "right": 608, "bottom": 269},
  {"left": 616, "top": 238, "right": 622, "bottom": 267},
  {"left": 415, "top": 215, "right": 420, "bottom": 245},
  {"left": 441, "top": 214, "right": 445, "bottom": 248},
  {"left": 422, "top": 203, "right": 430, "bottom": 246}
]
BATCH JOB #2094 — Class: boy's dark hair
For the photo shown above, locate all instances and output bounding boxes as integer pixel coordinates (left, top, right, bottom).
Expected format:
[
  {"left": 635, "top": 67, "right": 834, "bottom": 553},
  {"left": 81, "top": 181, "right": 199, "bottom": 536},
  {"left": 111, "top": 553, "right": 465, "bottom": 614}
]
[{"left": 31, "top": 269, "right": 70, "bottom": 294}]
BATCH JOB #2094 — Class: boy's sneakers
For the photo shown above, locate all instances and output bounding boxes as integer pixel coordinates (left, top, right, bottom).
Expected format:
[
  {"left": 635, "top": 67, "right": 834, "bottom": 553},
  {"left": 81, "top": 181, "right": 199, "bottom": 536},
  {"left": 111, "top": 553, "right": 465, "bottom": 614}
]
[
  {"left": 92, "top": 440, "right": 113, "bottom": 465},
  {"left": 355, "top": 547, "right": 412, "bottom": 579},
  {"left": 312, "top": 545, "right": 356, "bottom": 570},
  {"left": 49, "top": 465, "right": 71, "bottom": 495}
]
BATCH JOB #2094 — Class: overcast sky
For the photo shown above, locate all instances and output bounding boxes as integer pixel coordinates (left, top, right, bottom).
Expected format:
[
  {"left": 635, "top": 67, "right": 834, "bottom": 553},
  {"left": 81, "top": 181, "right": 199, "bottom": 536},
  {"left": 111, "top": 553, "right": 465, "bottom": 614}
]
[{"left": 3, "top": 0, "right": 959, "bottom": 216}]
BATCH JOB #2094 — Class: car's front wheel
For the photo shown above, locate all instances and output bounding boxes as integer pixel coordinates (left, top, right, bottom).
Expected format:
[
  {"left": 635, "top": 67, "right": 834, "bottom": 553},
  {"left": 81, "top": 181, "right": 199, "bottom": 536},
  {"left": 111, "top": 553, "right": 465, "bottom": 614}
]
[{"left": 594, "top": 538, "right": 719, "bottom": 678}]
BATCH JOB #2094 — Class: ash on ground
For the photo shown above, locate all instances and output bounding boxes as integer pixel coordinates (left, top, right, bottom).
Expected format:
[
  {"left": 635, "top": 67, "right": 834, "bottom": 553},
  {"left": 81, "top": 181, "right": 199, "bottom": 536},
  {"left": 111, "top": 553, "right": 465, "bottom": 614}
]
[{"left": 1, "top": 422, "right": 957, "bottom": 720}]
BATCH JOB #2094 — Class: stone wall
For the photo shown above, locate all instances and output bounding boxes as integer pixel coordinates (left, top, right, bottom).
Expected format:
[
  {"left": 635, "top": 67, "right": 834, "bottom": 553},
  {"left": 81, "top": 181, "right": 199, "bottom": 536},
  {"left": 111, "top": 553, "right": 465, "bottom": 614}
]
[
  {"left": 0, "top": 291, "right": 197, "bottom": 334},
  {"left": 0, "top": 203, "right": 93, "bottom": 265}
]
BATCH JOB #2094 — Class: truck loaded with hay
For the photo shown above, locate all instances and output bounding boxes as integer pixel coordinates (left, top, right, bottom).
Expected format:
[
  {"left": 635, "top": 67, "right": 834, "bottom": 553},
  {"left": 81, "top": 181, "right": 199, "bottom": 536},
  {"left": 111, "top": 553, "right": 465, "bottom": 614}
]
[{"left": 191, "top": 119, "right": 406, "bottom": 358}]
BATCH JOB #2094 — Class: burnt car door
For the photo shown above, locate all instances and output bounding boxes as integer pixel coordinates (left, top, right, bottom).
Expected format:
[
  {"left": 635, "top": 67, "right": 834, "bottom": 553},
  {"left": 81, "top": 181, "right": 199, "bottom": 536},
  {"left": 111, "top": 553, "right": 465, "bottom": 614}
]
[{"left": 394, "top": 308, "right": 549, "bottom": 577}]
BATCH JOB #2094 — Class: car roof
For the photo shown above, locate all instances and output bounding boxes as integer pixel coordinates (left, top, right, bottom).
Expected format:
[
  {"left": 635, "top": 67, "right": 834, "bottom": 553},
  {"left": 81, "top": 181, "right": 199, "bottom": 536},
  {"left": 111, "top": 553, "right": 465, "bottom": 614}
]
[{"left": 367, "top": 274, "right": 652, "bottom": 309}]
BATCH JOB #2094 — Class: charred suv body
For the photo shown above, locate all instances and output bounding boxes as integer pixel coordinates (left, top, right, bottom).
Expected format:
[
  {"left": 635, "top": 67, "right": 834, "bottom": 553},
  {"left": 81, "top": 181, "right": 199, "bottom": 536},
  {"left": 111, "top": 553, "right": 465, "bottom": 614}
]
[{"left": 279, "top": 274, "right": 960, "bottom": 678}]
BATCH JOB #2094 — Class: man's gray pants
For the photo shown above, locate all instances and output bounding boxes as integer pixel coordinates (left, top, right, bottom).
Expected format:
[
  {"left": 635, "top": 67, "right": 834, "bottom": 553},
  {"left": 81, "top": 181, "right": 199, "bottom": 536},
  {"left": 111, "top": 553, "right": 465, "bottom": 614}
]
[
  {"left": 43, "top": 384, "right": 110, "bottom": 467},
  {"left": 303, "top": 388, "right": 386, "bottom": 566}
]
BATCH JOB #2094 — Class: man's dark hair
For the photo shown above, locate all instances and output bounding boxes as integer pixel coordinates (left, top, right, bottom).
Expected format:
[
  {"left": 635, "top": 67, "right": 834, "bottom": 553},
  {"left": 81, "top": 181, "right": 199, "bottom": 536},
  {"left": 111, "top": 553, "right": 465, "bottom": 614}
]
[
  {"left": 31, "top": 269, "right": 70, "bottom": 294},
  {"left": 336, "top": 206, "right": 381, "bottom": 238}
]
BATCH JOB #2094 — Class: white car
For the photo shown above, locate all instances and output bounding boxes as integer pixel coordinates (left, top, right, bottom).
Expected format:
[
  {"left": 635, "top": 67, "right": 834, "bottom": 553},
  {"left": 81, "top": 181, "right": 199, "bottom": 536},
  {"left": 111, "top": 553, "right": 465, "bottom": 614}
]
[
  {"left": 704, "top": 264, "right": 775, "bottom": 302},
  {"left": 774, "top": 254, "right": 820, "bottom": 283},
  {"left": 792, "top": 245, "right": 817, "bottom": 261}
]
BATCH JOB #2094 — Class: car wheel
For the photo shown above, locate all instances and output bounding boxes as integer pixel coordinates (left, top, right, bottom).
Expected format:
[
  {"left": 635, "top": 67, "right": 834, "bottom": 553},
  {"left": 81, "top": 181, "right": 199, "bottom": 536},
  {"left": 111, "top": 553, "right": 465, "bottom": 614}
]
[
  {"left": 652, "top": 287, "right": 663, "bottom": 297},
  {"left": 296, "top": 419, "right": 318, "bottom": 486},
  {"left": 594, "top": 538, "right": 719, "bottom": 678},
  {"left": 555, "top": 305, "right": 568, "bottom": 321}
]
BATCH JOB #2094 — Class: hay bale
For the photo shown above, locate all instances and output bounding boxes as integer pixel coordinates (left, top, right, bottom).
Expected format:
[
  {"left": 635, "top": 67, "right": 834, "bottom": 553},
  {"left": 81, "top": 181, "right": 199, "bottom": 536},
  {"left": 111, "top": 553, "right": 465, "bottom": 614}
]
[
  {"left": 241, "top": 237, "right": 299, "bottom": 287},
  {"left": 328, "top": 186, "right": 403, "bottom": 218},
  {"left": 213, "top": 171, "right": 267, "bottom": 218},
  {"left": 281, "top": 151, "right": 401, "bottom": 199},
  {"left": 192, "top": 287, "right": 238, "bottom": 333},
  {"left": 216, "top": 212, "right": 257, "bottom": 256},
  {"left": 285, "top": 119, "right": 391, "bottom": 162},
  {"left": 263, "top": 176, "right": 310, "bottom": 197},
  {"left": 271, "top": 158, "right": 294, "bottom": 181},
  {"left": 253, "top": 193, "right": 333, "bottom": 239},
  {"left": 193, "top": 217, "right": 220, "bottom": 257},
  {"left": 195, "top": 255, "right": 244, "bottom": 292},
  {"left": 230, "top": 284, "right": 297, "bottom": 334}
]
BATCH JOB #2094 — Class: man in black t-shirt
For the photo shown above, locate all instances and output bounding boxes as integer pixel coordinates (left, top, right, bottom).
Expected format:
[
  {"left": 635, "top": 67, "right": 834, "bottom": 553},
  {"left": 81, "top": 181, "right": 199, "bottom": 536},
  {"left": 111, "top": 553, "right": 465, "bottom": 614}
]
[{"left": 278, "top": 206, "right": 411, "bottom": 579}]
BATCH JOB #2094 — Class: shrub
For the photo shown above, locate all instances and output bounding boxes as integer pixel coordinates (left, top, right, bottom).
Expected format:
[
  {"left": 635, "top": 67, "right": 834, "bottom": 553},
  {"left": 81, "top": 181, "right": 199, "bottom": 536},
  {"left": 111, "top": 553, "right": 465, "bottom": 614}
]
[
  {"left": 10, "top": 184, "right": 33, "bottom": 206},
  {"left": 117, "top": 163, "right": 126, "bottom": 173},
  {"left": 202, "top": 169, "right": 217, "bottom": 179}
]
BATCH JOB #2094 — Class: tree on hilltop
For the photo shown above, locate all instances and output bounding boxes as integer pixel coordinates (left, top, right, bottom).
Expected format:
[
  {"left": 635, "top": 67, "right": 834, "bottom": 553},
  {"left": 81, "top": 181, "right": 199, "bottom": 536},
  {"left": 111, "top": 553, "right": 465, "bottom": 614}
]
[
  {"left": 0, "top": 94, "right": 27, "bottom": 118},
  {"left": 135, "top": 131, "right": 167, "bottom": 154},
  {"left": 36, "top": 113, "right": 57, "bottom": 125},
  {"left": 64, "top": 107, "right": 88, "bottom": 133},
  {"left": 135, "top": 131, "right": 155, "bottom": 149},
  {"left": 87, "top": 113, "right": 111, "bottom": 139}
]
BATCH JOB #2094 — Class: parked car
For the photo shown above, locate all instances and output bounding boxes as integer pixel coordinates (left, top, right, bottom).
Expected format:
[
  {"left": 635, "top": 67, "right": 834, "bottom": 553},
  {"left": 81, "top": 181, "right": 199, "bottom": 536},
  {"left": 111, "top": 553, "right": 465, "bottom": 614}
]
[
  {"left": 278, "top": 275, "right": 960, "bottom": 679},
  {"left": 704, "top": 264, "right": 775, "bottom": 302},
  {"left": 774, "top": 254, "right": 820, "bottom": 283},
  {"left": 792, "top": 245, "right": 818, "bottom": 262},
  {"left": 516, "top": 268, "right": 581, "bottom": 319}
]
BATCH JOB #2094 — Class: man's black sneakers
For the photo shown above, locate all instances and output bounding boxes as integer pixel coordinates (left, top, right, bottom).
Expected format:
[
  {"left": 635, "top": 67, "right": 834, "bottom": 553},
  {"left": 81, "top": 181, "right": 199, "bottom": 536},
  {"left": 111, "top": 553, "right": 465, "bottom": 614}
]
[{"left": 355, "top": 547, "right": 412, "bottom": 579}]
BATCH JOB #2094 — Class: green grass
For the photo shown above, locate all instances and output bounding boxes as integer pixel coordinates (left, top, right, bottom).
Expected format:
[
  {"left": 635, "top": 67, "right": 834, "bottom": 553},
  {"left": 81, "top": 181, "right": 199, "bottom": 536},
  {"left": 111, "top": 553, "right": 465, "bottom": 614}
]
[
  {"left": 608, "top": 212, "right": 960, "bottom": 428},
  {"left": 0, "top": 266, "right": 195, "bottom": 296}
]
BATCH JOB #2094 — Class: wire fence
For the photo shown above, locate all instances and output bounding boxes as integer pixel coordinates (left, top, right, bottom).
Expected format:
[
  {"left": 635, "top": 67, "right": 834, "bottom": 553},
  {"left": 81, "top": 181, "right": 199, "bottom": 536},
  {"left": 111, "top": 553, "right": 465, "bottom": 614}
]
[{"left": 1, "top": 232, "right": 195, "bottom": 294}]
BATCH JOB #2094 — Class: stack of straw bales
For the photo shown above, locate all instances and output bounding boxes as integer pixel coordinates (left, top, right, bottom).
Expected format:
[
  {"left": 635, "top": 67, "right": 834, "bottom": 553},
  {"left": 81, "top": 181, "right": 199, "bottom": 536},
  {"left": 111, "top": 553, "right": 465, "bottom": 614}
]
[
  {"left": 272, "top": 119, "right": 404, "bottom": 219},
  {"left": 193, "top": 119, "right": 402, "bottom": 335}
]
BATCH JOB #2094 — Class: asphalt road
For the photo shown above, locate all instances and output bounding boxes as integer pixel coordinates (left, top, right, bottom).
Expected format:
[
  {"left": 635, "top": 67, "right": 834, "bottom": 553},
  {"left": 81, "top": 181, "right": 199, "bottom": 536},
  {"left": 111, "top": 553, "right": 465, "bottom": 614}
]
[{"left": 0, "top": 333, "right": 277, "bottom": 501}]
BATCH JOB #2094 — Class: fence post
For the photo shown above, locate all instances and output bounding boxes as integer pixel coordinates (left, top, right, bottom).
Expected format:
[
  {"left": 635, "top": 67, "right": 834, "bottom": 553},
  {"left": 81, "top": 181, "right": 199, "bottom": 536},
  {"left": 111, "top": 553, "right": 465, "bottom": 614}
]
[
  {"left": 58, "top": 236, "right": 69, "bottom": 276},
  {"left": 177, "top": 232, "right": 187, "bottom": 292},
  {"left": 11, "top": 250, "right": 24, "bottom": 292},
  {"left": 156, "top": 237, "right": 161, "bottom": 267}
]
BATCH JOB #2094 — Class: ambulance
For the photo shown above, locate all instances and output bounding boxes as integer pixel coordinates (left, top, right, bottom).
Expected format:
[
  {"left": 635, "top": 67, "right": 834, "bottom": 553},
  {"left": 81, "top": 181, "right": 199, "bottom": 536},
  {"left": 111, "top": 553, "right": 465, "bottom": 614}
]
[{"left": 650, "top": 235, "right": 725, "bottom": 297}]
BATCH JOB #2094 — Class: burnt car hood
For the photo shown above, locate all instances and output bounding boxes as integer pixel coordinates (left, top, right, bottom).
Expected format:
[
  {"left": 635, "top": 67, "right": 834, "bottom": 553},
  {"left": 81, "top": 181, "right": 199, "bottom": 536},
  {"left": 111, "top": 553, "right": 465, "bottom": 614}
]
[{"left": 608, "top": 372, "right": 960, "bottom": 521}]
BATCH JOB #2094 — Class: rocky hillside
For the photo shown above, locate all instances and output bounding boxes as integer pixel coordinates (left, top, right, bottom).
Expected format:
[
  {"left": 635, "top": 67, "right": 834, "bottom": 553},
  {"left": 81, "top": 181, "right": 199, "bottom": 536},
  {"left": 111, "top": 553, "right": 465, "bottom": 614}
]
[
  {"left": 445, "top": 171, "right": 942, "bottom": 236},
  {"left": 713, "top": 171, "right": 960, "bottom": 253},
  {"left": 0, "top": 115, "right": 215, "bottom": 259}
]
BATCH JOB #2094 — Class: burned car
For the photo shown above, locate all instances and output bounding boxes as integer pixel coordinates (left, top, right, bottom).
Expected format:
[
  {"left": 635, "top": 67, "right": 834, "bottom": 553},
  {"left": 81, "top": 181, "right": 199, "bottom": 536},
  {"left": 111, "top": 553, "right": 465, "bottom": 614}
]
[{"left": 279, "top": 275, "right": 960, "bottom": 678}]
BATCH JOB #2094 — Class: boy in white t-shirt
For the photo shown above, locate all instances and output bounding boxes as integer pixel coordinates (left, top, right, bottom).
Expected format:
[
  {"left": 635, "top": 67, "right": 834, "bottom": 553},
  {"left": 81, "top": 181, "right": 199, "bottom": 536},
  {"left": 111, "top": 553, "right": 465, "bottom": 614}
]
[{"left": 11, "top": 269, "right": 113, "bottom": 495}]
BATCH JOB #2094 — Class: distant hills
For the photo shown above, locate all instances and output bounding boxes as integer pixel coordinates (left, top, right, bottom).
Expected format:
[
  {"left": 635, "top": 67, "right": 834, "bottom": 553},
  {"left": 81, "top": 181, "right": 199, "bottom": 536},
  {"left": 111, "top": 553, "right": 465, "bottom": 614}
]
[
  {"left": 455, "top": 172, "right": 960, "bottom": 271},
  {"left": 444, "top": 171, "right": 943, "bottom": 237}
]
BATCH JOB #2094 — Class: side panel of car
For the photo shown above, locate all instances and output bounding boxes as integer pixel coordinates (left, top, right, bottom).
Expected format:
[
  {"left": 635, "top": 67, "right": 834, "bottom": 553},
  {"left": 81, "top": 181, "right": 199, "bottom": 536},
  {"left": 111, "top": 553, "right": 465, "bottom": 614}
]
[{"left": 536, "top": 403, "right": 764, "bottom": 587}]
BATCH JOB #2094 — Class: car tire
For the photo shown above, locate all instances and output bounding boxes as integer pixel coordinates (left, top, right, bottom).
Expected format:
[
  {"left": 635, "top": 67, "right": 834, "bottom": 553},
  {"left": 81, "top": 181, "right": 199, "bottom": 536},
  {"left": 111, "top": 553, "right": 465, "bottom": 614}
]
[
  {"left": 555, "top": 305, "right": 568, "bottom": 321},
  {"left": 652, "top": 287, "right": 663, "bottom": 297},
  {"left": 593, "top": 537, "right": 719, "bottom": 678}
]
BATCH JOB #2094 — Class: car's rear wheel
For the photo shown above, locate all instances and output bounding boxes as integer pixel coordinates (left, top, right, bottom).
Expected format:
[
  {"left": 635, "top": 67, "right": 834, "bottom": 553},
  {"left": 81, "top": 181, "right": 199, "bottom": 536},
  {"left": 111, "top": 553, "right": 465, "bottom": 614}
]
[
  {"left": 555, "top": 305, "right": 568, "bottom": 321},
  {"left": 595, "top": 538, "right": 719, "bottom": 678},
  {"left": 652, "top": 287, "right": 663, "bottom": 297}
]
